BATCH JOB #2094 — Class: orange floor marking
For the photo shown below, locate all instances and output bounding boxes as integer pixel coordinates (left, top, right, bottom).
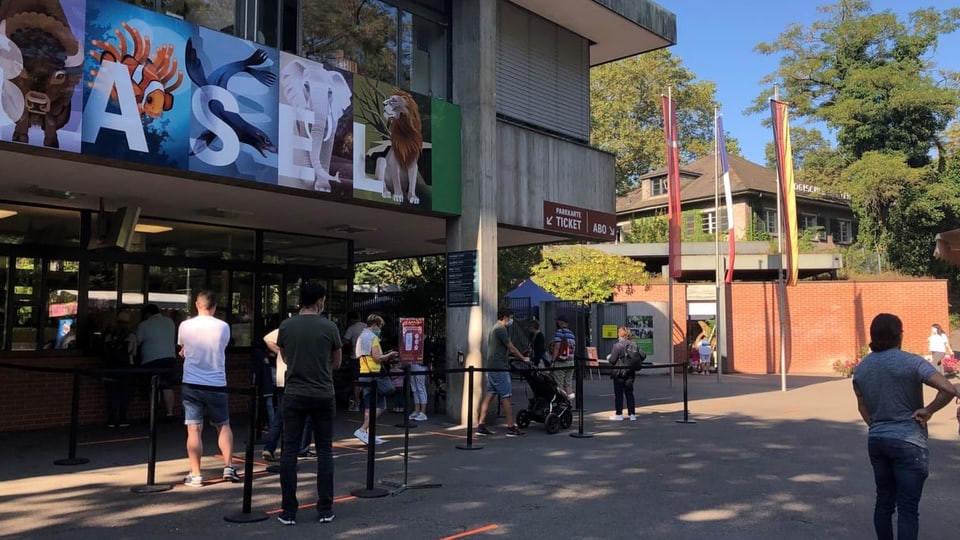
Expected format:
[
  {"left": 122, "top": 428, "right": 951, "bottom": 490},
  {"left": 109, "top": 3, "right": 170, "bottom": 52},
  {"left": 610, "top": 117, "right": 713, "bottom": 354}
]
[
  {"left": 440, "top": 523, "right": 499, "bottom": 540},
  {"left": 79, "top": 435, "right": 149, "bottom": 446},
  {"left": 265, "top": 495, "right": 358, "bottom": 515}
]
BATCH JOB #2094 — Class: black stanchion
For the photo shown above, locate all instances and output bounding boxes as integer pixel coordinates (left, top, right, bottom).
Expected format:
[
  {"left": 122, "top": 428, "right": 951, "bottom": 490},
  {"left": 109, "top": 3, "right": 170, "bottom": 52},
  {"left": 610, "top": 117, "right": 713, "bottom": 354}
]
[
  {"left": 54, "top": 370, "right": 90, "bottom": 466},
  {"left": 352, "top": 377, "right": 388, "bottom": 498},
  {"left": 570, "top": 358, "right": 593, "bottom": 439},
  {"left": 382, "top": 370, "right": 441, "bottom": 495},
  {"left": 456, "top": 366, "right": 483, "bottom": 450},
  {"left": 676, "top": 362, "right": 696, "bottom": 424},
  {"left": 394, "top": 363, "right": 416, "bottom": 429},
  {"left": 225, "top": 384, "right": 268, "bottom": 523},
  {"left": 132, "top": 375, "right": 173, "bottom": 493}
]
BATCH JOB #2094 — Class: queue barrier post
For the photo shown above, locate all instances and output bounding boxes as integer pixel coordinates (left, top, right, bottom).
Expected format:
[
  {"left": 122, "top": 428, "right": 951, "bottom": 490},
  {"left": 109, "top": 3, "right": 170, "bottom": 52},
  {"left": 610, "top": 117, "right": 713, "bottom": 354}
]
[
  {"left": 382, "top": 363, "right": 441, "bottom": 496},
  {"left": 351, "top": 376, "right": 388, "bottom": 498},
  {"left": 225, "top": 382, "right": 269, "bottom": 523},
  {"left": 394, "top": 363, "right": 416, "bottom": 429},
  {"left": 569, "top": 358, "right": 594, "bottom": 439},
  {"left": 675, "top": 361, "right": 696, "bottom": 424},
  {"left": 456, "top": 365, "right": 483, "bottom": 450},
  {"left": 54, "top": 370, "right": 90, "bottom": 466},
  {"left": 131, "top": 375, "right": 173, "bottom": 493}
]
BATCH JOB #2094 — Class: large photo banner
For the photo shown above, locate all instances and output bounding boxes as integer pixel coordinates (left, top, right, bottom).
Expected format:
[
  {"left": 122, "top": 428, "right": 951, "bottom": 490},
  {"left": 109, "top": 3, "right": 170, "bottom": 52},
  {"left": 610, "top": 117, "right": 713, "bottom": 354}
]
[
  {"left": 2, "top": 0, "right": 460, "bottom": 213},
  {"left": 186, "top": 26, "right": 279, "bottom": 184},
  {"left": 0, "top": 0, "right": 85, "bottom": 152},
  {"left": 278, "top": 52, "right": 353, "bottom": 198},
  {"left": 82, "top": 0, "right": 191, "bottom": 168},
  {"left": 352, "top": 75, "right": 434, "bottom": 208}
]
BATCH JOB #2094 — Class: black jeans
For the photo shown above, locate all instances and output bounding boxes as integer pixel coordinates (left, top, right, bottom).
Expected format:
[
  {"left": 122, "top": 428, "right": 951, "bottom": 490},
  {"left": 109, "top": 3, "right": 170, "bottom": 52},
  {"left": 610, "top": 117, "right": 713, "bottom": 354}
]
[
  {"left": 612, "top": 376, "right": 635, "bottom": 416},
  {"left": 279, "top": 394, "right": 335, "bottom": 518},
  {"left": 105, "top": 373, "right": 132, "bottom": 425}
]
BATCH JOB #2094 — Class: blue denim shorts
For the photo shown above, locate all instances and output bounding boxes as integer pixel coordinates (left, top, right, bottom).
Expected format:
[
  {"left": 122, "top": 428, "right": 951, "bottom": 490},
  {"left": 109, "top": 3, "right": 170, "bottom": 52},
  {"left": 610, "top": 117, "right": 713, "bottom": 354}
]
[
  {"left": 182, "top": 385, "right": 230, "bottom": 426},
  {"left": 485, "top": 371, "right": 512, "bottom": 398},
  {"left": 359, "top": 376, "right": 387, "bottom": 411}
]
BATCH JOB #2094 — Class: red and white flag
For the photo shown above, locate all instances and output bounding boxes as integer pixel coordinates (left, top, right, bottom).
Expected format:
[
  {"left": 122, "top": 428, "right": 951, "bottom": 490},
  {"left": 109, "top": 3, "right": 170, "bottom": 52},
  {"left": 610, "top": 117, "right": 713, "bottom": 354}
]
[
  {"left": 716, "top": 114, "right": 735, "bottom": 283},
  {"left": 661, "top": 94, "right": 682, "bottom": 279}
]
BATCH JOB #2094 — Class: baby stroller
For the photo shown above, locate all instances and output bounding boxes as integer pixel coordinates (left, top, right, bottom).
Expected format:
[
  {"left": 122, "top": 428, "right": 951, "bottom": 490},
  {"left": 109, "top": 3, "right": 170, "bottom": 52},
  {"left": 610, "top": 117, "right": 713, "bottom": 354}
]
[{"left": 510, "top": 359, "right": 573, "bottom": 434}]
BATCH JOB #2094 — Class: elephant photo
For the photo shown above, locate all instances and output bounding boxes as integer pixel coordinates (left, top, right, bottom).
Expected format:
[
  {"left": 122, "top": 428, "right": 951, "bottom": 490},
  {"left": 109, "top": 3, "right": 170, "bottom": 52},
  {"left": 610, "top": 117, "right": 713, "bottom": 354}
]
[{"left": 279, "top": 57, "right": 352, "bottom": 192}]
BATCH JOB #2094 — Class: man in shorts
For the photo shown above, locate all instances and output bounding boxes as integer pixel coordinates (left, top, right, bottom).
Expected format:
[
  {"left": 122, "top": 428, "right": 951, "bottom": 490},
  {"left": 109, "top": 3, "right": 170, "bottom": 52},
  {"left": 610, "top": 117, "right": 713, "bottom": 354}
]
[
  {"left": 476, "top": 308, "right": 529, "bottom": 437},
  {"left": 177, "top": 290, "right": 238, "bottom": 487}
]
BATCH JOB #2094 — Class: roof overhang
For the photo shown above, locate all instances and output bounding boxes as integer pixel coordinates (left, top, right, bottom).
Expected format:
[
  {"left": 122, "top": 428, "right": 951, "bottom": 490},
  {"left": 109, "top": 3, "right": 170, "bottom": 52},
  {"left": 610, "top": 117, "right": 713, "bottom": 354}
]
[{"left": 509, "top": 0, "right": 677, "bottom": 65}]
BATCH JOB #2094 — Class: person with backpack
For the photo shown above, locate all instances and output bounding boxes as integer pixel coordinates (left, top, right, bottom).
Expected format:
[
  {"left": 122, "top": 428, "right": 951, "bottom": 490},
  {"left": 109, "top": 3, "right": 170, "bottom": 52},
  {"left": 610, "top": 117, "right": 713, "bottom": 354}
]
[
  {"left": 607, "top": 326, "right": 640, "bottom": 421},
  {"left": 551, "top": 315, "right": 576, "bottom": 399}
]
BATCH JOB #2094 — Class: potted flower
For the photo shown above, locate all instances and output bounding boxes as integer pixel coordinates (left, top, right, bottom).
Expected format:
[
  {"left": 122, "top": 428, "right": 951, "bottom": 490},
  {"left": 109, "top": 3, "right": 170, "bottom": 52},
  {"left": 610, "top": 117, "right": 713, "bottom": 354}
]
[{"left": 832, "top": 358, "right": 860, "bottom": 378}]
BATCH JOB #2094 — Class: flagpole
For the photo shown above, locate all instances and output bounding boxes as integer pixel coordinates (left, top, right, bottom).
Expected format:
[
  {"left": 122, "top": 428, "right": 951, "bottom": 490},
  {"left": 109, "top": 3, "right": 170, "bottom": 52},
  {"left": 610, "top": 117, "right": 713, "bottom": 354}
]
[
  {"left": 667, "top": 86, "right": 675, "bottom": 386},
  {"left": 773, "top": 87, "right": 787, "bottom": 392},
  {"left": 713, "top": 109, "right": 722, "bottom": 380}
]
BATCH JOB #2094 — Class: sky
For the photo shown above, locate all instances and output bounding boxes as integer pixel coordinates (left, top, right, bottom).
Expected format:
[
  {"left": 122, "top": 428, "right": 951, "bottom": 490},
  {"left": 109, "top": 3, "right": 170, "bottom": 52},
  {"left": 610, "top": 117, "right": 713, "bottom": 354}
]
[{"left": 656, "top": 0, "right": 960, "bottom": 165}]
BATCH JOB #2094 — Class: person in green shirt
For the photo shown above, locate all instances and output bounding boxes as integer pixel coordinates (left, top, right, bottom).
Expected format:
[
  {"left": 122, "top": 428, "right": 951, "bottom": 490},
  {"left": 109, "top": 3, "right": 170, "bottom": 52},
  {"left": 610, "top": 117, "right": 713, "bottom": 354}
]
[{"left": 476, "top": 308, "right": 529, "bottom": 437}]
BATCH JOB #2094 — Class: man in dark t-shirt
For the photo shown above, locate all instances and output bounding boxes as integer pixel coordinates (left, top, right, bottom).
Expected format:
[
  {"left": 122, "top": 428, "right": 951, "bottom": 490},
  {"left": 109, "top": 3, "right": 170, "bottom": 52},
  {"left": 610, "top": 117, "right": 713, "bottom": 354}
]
[
  {"left": 276, "top": 283, "right": 342, "bottom": 526},
  {"left": 476, "top": 308, "right": 529, "bottom": 437}
]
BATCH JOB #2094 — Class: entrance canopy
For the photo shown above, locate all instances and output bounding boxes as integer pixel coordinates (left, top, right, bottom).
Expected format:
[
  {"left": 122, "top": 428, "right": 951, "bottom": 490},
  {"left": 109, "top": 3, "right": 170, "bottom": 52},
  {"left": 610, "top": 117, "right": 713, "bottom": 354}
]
[
  {"left": 934, "top": 229, "right": 960, "bottom": 266},
  {"left": 504, "top": 279, "right": 560, "bottom": 308}
]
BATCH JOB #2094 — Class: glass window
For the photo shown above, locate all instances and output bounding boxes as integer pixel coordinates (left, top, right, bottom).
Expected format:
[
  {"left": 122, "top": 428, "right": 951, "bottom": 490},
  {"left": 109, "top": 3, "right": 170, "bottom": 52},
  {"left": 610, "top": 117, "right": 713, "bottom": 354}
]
[
  {"left": 130, "top": 219, "right": 255, "bottom": 261},
  {"left": 45, "top": 260, "right": 80, "bottom": 350},
  {"left": 0, "top": 257, "right": 6, "bottom": 350},
  {"left": 701, "top": 211, "right": 728, "bottom": 235},
  {"left": 85, "top": 261, "right": 118, "bottom": 352},
  {"left": 302, "top": 0, "right": 398, "bottom": 82},
  {"left": 763, "top": 208, "right": 778, "bottom": 234},
  {"left": 148, "top": 266, "right": 203, "bottom": 321},
  {"left": 210, "top": 270, "right": 228, "bottom": 322},
  {"left": 11, "top": 257, "right": 40, "bottom": 351},
  {"left": 230, "top": 272, "right": 254, "bottom": 347},
  {"left": 260, "top": 272, "right": 282, "bottom": 333},
  {"left": 121, "top": 264, "right": 145, "bottom": 323},
  {"left": 263, "top": 232, "right": 349, "bottom": 268},
  {"left": 837, "top": 220, "right": 853, "bottom": 244},
  {"left": 254, "top": 0, "right": 279, "bottom": 46},
  {"left": 124, "top": 0, "right": 157, "bottom": 9},
  {"left": 0, "top": 204, "right": 80, "bottom": 247},
  {"left": 651, "top": 177, "right": 667, "bottom": 197},
  {"left": 162, "top": 0, "right": 236, "bottom": 33},
  {"left": 405, "top": 12, "right": 448, "bottom": 98}
]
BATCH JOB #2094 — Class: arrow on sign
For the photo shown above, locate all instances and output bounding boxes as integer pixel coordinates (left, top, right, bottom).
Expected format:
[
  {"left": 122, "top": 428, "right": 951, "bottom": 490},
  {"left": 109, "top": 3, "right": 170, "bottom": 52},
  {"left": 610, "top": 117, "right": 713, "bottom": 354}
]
[{"left": 546, "top": 216, "right": 553, "bottom": 226}]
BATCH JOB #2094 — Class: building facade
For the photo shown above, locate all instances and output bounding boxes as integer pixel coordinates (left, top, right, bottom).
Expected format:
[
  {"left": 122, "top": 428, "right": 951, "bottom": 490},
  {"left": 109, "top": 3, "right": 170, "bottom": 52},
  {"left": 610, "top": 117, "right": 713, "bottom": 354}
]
[
  {"left": 0, "top": 0, "right": 676, "bottom": 430},
  {"left": 617, "top": 153, "right": 858, "bottom": 249}
]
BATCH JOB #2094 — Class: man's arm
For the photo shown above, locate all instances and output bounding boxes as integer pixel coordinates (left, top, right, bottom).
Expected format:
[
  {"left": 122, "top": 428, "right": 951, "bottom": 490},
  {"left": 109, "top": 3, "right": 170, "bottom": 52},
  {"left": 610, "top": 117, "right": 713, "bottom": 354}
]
[
  {"left": 913, "top": 373, "right": 959, "bottom": 424},
  {"left": 852, "top": 381, "right": 871, "bottom": 426},
  {"left": 507, "top": 341, "right": 529, "bottom": 362},
  {"left": 331, "top": 348, "right": 342, "bottom": 371}
]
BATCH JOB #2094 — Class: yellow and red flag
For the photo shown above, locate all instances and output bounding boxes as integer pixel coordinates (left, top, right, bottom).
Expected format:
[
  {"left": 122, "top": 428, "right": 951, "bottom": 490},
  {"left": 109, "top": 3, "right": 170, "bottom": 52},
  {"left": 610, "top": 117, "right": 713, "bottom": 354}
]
[{"left": 770, "top": 99, "right": 799, "bottom": 286}]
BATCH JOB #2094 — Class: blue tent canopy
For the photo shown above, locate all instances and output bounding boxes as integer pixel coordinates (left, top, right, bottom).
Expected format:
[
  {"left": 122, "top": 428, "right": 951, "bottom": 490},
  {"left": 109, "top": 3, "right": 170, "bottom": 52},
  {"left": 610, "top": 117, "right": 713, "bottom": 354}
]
[{"left": 503, "top": 279, "right": 559, "bottom": 308}]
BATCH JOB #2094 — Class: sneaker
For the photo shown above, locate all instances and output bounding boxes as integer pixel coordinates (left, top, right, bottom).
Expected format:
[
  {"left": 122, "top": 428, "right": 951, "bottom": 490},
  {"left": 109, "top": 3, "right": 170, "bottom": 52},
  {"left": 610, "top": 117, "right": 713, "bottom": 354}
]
[
  {"left": 415, "top": 412, "right": 428, "bottom": 421},
  {"left": 354, "top": 428, "right": 369, "bottom": 445},
  {"left": 409, "top": 411, "right": 420, "bottom": 419},
  {"left": 505, "top": 426, "right": 525, "bottom": 437},
  {"left": 118, "top": 423, "right": 131, "bottom": 428},
  {"left": 567, "top": 393, "right": 576, "bottom": 401},
  {"left": 628, "top": 414, "right": 637, "bottom": 421},
  {"left": 261, "top": 449, "right": 277, "bottom": 461},
  {"left": 348, "top": 404, "right": 360, "bottom": 412},
  {"left": 476, "top": 423, "right": 494, "bottom": 436},
  {"left": 317, "top": 511, "right": 335, "bottom": 524},
  {"left": 374, "top": 436, "right": 385, "bottom": 445},
  {"left": 222, "top": 466, "right": 241, "bottom": 482},
  {"left": 297, "top": 451, "right": 317, "bottom": 459},
  {"left": 276, "top": 514, "right": 296, "bottom": 526},
  {"left": 183, "top": 473, "right": 203, "bottom": 487},
  {"left": 608, "top": 414, "right": 624, "bottom": 421}
]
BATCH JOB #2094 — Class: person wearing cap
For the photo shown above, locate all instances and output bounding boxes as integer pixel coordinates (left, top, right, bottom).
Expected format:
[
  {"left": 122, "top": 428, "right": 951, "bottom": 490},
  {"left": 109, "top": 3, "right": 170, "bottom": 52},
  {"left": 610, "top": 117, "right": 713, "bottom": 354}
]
[{"left": 551, "top": 314, "right": 576, "bottom": 399}]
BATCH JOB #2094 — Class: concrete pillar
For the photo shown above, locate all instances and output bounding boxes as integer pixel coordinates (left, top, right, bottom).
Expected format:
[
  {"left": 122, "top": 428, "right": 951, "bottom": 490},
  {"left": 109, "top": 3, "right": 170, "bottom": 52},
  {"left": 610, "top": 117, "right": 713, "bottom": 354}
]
[{"left": 445, "top": 0, "right": 498, "bottom": 424}]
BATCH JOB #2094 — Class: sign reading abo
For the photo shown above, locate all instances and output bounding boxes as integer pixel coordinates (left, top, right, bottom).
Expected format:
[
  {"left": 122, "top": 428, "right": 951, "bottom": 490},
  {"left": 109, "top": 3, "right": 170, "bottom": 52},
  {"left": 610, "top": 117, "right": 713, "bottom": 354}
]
[{"left": 543, "top": 201, "right": 616, "bottom": 241}]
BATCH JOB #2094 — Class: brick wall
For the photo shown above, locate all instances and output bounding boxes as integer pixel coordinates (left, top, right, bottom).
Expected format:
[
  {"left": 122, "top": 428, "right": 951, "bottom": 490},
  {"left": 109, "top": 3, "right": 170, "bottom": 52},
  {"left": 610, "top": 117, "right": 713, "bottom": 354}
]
[
  {"left": 615, "top": 280, "right": 949, "bottom": 374},
  {"left": 0, "top": 355, "right": 254, "bottom": 432}
]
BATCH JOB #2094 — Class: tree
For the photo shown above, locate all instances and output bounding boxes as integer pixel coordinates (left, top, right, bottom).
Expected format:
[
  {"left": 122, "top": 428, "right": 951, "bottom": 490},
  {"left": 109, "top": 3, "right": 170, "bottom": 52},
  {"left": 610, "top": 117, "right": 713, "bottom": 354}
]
[
  {"left": 591, "top": 49, "right": 740, "bottom": 195},
  {"left": 498, "top": 246, "right": 542, "bottom": 298},
  {"left": 531, "top": 246, "right": 650, "bottom": 305},
  {"left": 763, "top": 126, "right": 832, "bottom": 170},
  {"left": 752, "top": 0, "right": 960, "bottom": 168}
]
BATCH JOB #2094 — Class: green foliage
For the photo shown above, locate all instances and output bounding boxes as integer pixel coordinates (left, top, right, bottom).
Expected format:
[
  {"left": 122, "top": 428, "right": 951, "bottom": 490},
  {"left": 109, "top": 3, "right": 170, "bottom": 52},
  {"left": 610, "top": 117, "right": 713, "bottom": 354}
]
[
  {"left": 531, "top": 246, "right": 650, "bottom": 305},
  {"left": 355, "top": 256, "right": 445, "bottom": 333},
  {"left": 625, "top": 214, "right": 668, "bottom": 243},
  {"left": 763, "top": 126, "right": 833, "bottom": 170},
  {"left": 591, "top": 49, "right": 740, "bottom": 195},
  {"left": 498, "top": 246, "right": 543, "bottom": 298},
  {"left": 752, "top": 0, "right": 960, "bottom": 168}
]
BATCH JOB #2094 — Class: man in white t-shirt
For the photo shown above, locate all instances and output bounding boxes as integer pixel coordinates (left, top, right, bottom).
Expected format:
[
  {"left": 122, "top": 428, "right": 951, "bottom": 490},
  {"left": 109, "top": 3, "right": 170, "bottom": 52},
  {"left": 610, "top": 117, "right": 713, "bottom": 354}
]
[{"left": 177, "top": 290, "right": 237, "bottom": 487}]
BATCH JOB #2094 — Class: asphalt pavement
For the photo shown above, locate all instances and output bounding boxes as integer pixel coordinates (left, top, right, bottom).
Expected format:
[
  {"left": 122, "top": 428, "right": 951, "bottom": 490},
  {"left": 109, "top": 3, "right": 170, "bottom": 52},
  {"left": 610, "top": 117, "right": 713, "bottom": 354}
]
[{"left": 2, "top": 371, "right": 959, "bottom": 539}]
